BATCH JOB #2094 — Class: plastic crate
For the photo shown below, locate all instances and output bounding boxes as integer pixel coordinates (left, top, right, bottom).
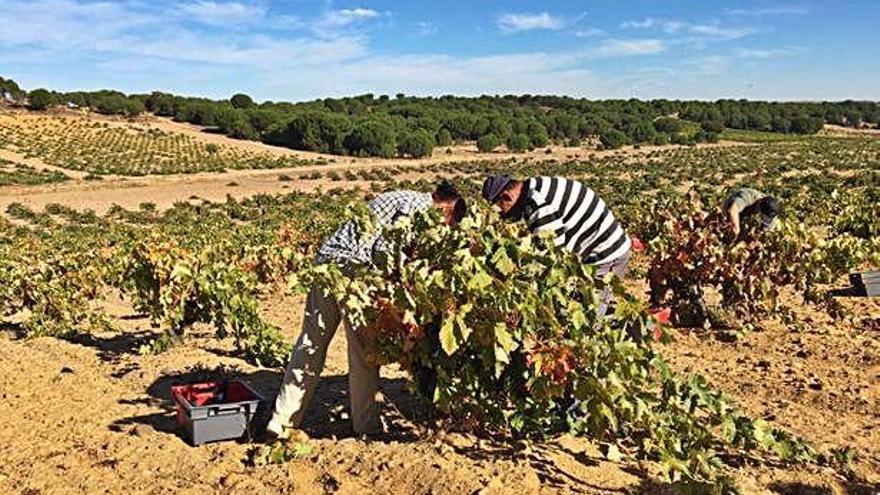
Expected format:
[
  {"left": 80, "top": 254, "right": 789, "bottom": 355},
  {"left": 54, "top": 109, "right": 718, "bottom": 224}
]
[
  {"left": 850, "top": 271, "right": 880, "bottom": 297},
  {"left": 171, "top": 380, "right": 264, "bottom": 446}
]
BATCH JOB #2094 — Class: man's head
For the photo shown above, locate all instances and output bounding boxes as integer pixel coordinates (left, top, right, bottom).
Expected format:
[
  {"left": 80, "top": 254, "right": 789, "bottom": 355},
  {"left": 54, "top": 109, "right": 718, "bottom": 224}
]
[
  {"left": 481, "top": 175, "right": 524, "bottom": 218},
  {"left": 432, "top": 180, "right": 468, "bottom": 225},
  {"left": 758, "top": 196, "right": 782, "bottom": 228}
]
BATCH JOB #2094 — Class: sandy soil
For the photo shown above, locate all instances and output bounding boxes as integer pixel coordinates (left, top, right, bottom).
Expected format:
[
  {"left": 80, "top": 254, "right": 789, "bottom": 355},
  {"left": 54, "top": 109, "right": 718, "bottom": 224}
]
[
  {"left": 820, "top": 124, "right": 880, "bottom": 138},
  {"left": 0, "top": 269, "right": 878, "bottom": 495}
]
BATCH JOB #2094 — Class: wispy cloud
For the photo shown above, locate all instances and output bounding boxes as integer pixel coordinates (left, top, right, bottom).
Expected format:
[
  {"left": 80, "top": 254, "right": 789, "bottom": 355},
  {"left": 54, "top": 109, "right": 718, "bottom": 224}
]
[
  {"left": 308, "top": 7, "right": 385, "bottom": 38},
  {"left": 688, "top": 24, "right": 755, "bottom": 40},
  {"left": 735, "top": 46, "right": 803, "bottom": 59},
  {"left": 621, "top": 17, "right": 755, "bottom": 41},
  {"left": 726, "top": 6, "right": 808, "bottom": 16},
  {"left": 621, "top": 18, "right": 689, "bottom": 33},
  {"left": 176, "top": 1, "right": 267, "bottom": 26},
  {"left": 319, "top": 8, "right": 380, "bottom": 28},
  {"left": 594, "top": 39, "right": 666, "bottom": 57},
  {"left": 0, "top": 0, "right": 159, "bottom": 48},
  {"left": 574, "top": 27, "right": 605, "bottom": 38},
  {"left": 497, "top": 12, "right": 565, "bottom": 33}
]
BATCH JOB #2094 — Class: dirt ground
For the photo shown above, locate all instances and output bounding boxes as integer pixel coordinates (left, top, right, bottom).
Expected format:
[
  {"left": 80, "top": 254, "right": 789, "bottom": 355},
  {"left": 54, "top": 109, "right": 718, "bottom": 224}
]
[
  {"left": 1, "top": 110, "right": 879, "bottom": 494},
  {"left": 0, "top": 270, "right": 878, "bottom": 495}
]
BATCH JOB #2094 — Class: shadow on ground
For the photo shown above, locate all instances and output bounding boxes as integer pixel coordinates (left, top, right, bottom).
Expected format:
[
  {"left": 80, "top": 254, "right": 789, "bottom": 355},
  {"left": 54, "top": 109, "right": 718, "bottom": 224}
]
[
  {"left": 110, "top": 364, "right": 423, "bottom": 444},
  {"left": 66, "top": 329, "right": 159, "bottom": 363}
]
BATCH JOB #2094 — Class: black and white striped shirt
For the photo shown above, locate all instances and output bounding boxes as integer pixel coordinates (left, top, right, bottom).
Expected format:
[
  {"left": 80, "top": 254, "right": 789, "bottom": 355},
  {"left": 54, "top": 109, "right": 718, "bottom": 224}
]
[{"left": 523, "top": 176, "right": 631, "bottom": 265}]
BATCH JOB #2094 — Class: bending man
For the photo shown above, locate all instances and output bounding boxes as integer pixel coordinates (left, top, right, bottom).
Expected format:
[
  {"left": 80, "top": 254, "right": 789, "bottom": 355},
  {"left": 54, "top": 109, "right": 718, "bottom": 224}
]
[
  {"left": 481, "top": 175, "right": 631, "bottom": 317},
  {"left": 266, "top": 182, "right": 467, "bottom": 439},
  {"left": 724, "top": 187, "right": 782, "bottom": 238}
]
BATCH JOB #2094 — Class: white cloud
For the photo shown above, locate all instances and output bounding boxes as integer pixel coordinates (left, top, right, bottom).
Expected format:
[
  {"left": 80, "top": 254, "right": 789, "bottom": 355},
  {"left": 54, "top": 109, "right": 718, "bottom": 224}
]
[
  {"left": 735, "top": 46, "right": 803, "bottom": 59},
  {"left": 620, "top": 18, "right": 685, "bottom": 33},
  {"left": 621, "top": 18, "right": 656, "bottom": 30},
  {"left": 621, "top": 17, "right": 755, "bottom": 41},
  {"left": 727, "top": 6, "right": 808, "bottom": 16},
  {"left": 176, "top": 1, "right": 267, "bottom": 26},
  {"left": 497, "top": 12, "right": 565, "bottom": 33},
  {"left": 320, "top": 8, "right": 380, "bottom": 28},
  {"left": 309, "top": 7, "right": 383, "bottom": 38},
  {"left": 574, "top": 28, "right": 605, "bottom": 38},
  {"left": 688, "top": 24, "right": 755, "bottom": 40},
  {"left": 0, "top": 0, "right": 159, "bottom": 48},
  {"left": 593, "top": 39, "right": 666, "bottom": 57},
  {"left": 0, "top": 0, "right": 368, "bottom": 69}
]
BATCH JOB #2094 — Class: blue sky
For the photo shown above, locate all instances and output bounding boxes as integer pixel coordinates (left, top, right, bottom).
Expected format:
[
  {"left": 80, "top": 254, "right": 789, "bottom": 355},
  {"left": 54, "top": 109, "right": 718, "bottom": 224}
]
[{"left": 1, "top": 1, "right": 877, "bottom": 102}]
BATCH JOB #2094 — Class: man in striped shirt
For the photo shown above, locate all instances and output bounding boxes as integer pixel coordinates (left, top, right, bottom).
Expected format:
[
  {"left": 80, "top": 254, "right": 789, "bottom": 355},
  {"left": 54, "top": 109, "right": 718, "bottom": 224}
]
[
  {"left": 482, "top": 175, "right": 632, "bottom": 317},
  {"left": 267, "top": 182, "right": 467, "bottom": 440}
]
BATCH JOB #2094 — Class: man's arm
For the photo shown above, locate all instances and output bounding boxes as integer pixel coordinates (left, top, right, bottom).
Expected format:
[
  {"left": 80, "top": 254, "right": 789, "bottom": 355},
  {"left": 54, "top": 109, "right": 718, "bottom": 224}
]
[{"left": 728, "top": 203, "right": 742, "bottom": 237}]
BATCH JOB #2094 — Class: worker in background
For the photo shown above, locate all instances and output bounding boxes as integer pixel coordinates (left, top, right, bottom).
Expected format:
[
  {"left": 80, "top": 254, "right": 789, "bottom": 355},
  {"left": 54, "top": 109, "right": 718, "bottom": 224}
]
[{"left": 724, "top": 187, "right": 782, "bottom": 238}]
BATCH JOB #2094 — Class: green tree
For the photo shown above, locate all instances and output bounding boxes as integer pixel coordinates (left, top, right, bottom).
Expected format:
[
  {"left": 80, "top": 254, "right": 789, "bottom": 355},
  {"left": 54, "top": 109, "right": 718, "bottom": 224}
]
[
  {"left": 0, "top": 77, "right": 24, "bottom": 100},
  {"left": 344, "top": 120, "right": 397, "bottom": 157},
  {"left": 124, "top": 98, "right": 145, "bottom": 117},
  {"left": 599, "top": 129, "right": 630, "bottom": 149},
  {"left": 771, "top": 117, "right": 791, "bottom": 133},
  {"left": 790, "top": 115, "right": 823, "bottom": 134},
  {"left": 476, "top": 133, "right": 501, "bottom": 152},
  {"left": 487, "top": 117, "right": 513, "bottom": 140},
  {"left": 227, "top": 117, "right": 259, "bottom": 140},
  {"left": 700, "top": 120, "right": 725, "bottom": 134},
  {"left": 506, "top": 133, "right": 531, "bottom": 152},
  {"left": 654, "top": 117, "right": 683, "bottom": 134},
  {"left": 284, "top": 112, "right": 351, "bottom": 154},
  {"left": 230, "top": 93, "right": 255, "bottom": 109},
  {"left": 526, "top": 121, "right": 550, "bottom": 148},
  {"left": 146, "top": 92, "right": 177, "bottom": 116},
  {"left": 27, "top": 89, "right": 55, "bottom": 110},
  {"left": 398, "top": 129, "right": 435, "bottom": 158},
  {"left": 436, "top": 128, "right": 453, "bottom": 147},
  {"left": 625, "top": 120, "right": 657, "bottom": 143}
]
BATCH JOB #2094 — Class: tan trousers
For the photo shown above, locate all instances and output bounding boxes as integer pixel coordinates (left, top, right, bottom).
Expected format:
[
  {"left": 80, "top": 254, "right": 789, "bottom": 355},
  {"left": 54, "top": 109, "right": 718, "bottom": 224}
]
[{"left": 267, "top": 286, "right": 381, "bottom": 436}]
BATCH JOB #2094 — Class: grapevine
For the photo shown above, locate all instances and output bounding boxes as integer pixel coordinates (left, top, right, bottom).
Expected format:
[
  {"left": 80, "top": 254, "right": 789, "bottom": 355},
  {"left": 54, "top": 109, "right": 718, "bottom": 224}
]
[{"left": 293, "top": 205, "right": 818, "bottom": 482}]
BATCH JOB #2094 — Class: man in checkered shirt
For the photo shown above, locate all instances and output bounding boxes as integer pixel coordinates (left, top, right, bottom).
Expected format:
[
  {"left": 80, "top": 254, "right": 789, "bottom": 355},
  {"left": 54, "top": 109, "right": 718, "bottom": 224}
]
[
  {"left": 315, "top": 190, "right": 435, "bottom": 265},
  {"left": 267, "top": 182, "right": 467, "bottom": 439}
]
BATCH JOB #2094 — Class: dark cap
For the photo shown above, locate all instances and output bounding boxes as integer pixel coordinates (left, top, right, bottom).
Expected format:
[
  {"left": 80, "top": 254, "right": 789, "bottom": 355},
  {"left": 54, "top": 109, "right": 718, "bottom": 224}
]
[{"left": 481, "top": 175, "right": 513, "bottom": 203}]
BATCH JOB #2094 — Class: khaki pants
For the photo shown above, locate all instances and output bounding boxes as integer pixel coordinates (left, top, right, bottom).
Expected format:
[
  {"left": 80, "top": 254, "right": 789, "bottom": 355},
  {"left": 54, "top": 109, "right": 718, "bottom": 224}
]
[{"left": 267, "top": 286, "right": 381, "bottom": 436}]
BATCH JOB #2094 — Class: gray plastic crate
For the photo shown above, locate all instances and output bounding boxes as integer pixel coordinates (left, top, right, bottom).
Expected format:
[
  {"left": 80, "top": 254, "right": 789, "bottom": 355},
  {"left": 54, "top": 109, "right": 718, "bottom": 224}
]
[
  {"left": 171, "top": 380, "right": 264, "bottom": 446},
  {"left": 850, "top": 271, "right": 880, "bottom": 297}
]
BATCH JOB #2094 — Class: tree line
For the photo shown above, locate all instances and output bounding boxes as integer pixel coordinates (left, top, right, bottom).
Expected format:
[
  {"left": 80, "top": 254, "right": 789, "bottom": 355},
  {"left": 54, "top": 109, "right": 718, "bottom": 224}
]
[{"left": 4, "top": 75, "right": 879, "bottom": 157}]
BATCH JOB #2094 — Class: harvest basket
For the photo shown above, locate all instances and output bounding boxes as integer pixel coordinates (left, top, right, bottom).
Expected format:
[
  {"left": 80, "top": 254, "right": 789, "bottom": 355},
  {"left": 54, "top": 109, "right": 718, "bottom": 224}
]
[
  {"left": 171, "top": 380, "right": 264, "bottom": 446},
  {"left": 850, "top": 271, "right": 880, "bottom": 297}
]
